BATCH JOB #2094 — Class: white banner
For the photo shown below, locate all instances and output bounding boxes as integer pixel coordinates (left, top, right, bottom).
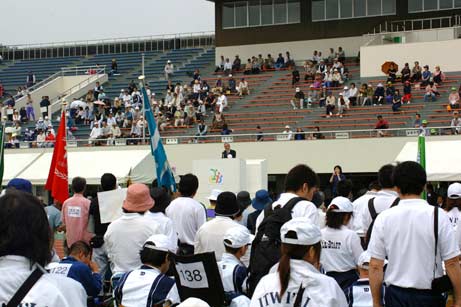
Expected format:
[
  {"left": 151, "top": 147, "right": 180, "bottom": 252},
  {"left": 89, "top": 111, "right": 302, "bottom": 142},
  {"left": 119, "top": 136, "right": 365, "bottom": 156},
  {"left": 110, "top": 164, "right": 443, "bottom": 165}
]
[{"left": 98, "top": 188, "right": 127, "bottom": 224}]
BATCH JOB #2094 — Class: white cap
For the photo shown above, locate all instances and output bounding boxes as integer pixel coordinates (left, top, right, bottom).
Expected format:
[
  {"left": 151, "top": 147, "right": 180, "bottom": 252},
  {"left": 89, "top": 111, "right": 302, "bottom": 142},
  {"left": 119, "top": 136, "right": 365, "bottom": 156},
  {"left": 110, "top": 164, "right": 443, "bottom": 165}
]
[
  {"left": 358, "top": 251, "right": 371, "bottom": 269},
  {"left": 344, "top": 86, "right": 348, "bottom": 90},
  {"left": 178, "top": 298, "right": 210, "bottom": 307},
  {"left": 377, "top": 83, "right": 383, "bottom": 87},
  {"left": 327, "top": 196, "right": 353, "bottom": 213},
  {"left": 339, "top": 93, "right": 343, "bottom": 96},
  {"left": 295, "top": 87, "right": 300, "bottom": 92},
  {"left": 285, "top": 125, "right": 290, "bottom": 129},
  {"left": 229, "top": 74, "right": 233, "bottom": 77},
  {"left": 167, "top": 60, "right": 171, "bottom": 63},
  {"left": 224, "top": 227, "right": 252, "bottom": 248},
  {"left": 143, "top": 234, "right": 176, "bottom": 253},
  {"left": 207, "top": 189, "right": 222, "bottom": 201},
  {"left": 280, "top": 217, "right": 322, "bottom": 245},
  {"left": 448, "top": 183, "right": 461, "bottom": 199},
  {"left": 135, "top": 106, "right": 140, "bottom": 110}
]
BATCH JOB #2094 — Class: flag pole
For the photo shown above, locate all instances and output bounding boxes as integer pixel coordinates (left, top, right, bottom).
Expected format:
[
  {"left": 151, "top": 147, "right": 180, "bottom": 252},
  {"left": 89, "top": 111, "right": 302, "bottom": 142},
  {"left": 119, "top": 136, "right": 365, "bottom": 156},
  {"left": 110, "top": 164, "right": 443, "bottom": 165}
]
[{"left": 0, "top": 121, "right": 6, "bottom": 188}]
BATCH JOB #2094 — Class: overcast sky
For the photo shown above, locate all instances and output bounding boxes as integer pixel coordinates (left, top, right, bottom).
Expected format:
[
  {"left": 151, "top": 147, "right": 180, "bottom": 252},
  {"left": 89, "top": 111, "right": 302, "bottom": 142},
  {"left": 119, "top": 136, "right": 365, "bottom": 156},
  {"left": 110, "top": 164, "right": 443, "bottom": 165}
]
[{"left": 1, "top": 0, "right": 215, "bottom": 45}]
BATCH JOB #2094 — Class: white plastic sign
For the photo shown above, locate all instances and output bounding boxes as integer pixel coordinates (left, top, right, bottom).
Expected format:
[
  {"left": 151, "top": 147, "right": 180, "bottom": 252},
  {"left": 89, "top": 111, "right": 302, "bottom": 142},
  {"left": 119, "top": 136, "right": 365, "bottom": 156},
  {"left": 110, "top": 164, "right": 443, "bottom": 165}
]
[
  {"left": 175, "top": 262, "right": 209, "bottom": 289},
  {"left": 98, "top": 188, "right": 127, "bottom": 224}
]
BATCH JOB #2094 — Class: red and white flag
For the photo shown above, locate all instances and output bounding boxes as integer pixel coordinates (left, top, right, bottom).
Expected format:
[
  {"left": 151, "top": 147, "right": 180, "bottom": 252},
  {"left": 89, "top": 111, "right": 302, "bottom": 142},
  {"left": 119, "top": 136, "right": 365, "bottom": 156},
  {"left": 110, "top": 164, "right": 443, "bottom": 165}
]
[{"left": 45, "top": 110, "right": 69, "bottom": 203}]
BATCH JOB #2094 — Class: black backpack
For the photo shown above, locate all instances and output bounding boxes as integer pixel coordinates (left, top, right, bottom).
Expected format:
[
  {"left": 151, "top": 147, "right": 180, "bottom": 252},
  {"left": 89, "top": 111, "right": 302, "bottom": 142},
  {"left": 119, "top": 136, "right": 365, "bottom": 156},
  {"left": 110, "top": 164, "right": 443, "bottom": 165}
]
[
  {"left": 364, "top": 197, "right": 400, "bottom": 248},
  {"left": 247, "top": 196, "right": 305, "bottom": 296}
]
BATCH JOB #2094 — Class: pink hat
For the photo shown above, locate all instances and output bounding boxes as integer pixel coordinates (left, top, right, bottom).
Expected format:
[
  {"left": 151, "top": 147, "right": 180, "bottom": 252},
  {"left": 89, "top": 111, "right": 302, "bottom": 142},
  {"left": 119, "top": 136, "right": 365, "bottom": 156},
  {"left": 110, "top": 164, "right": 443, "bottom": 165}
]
[{"left": 123, "top": 183, "right": 154, "bottom": 212}]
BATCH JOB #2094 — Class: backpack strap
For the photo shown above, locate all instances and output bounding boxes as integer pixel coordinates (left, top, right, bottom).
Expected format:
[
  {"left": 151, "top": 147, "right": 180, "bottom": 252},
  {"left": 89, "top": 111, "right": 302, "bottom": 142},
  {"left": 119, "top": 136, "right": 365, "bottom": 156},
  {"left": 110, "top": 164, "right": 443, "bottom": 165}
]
[
  {"left": 5, "top": 268, "right": 44, "bottom": 307},
  {"left": 283, "top": 197, "right": 306, "bottom": 212},
  {"left": 367, "top": 198, "right": 377, "bottom": 220},
  {"left": 293, "top": 283, "right": 305, "bottom": 307},
  {"left": 390, "top": 197, "right": 400, "bottom": 208}
]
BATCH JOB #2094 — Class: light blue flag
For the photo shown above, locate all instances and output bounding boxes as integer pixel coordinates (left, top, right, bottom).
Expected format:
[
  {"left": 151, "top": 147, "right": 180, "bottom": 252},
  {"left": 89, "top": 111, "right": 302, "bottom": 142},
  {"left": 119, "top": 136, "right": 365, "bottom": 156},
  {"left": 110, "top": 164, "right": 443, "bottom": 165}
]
[{"left": 139, "top": 80, "right": 177, "bottom": 192}]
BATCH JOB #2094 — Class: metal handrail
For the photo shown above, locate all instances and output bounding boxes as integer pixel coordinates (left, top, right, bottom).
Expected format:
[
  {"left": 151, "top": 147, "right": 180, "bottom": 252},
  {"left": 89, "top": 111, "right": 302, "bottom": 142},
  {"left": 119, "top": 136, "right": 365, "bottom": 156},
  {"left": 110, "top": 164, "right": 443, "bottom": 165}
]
[
  {"left": 8, "top": 126, "right": 459, "bottom": 149},
  {"left": 370, "top": 15, "right": 461, "bottom": 35}
]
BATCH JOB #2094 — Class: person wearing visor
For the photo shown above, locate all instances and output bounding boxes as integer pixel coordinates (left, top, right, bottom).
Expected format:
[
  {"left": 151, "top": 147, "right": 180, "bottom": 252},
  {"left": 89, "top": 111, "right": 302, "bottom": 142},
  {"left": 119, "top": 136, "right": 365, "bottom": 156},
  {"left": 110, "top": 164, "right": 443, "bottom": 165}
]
[
  {"left": 321, "top": 197, "right": 363, "bottom": 293},
  {"left": 250, "top": 217, "right": 347, "bottom": 307},
  {"left": 114, "top": 234, "right": 180, "bottom": 307}
]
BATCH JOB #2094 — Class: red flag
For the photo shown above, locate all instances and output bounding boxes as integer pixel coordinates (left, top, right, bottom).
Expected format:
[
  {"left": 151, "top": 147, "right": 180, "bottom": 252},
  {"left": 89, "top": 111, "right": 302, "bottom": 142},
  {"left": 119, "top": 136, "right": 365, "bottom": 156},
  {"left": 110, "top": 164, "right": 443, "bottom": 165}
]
[{"left": 45, "top": 110, "right": 69, "bottom": 203}]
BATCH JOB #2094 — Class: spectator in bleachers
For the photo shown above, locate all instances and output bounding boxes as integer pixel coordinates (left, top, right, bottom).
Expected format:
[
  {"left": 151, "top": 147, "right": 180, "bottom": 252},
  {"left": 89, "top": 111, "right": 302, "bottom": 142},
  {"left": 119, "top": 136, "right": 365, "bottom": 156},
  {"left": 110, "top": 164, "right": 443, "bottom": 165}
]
[
  {"left": 337, "top": 93, "right": 348, "bottom": 118},
  {"left": 275, "top": 53, "right": 285, "bottom": 70},
  {"left": 433, "top": 65, "right": 445, "bottom": 85},
  {"left": 45, "top": 130, "right": 55, "bottom": 147},
  {"left": 19, "top": 107, "right": 27, "bottom": 123},
  {"left": 216, "top": 55, "right": 225, "bottom": 72},
  {"left": 25, "top": 93, "right": 35, "bottom": 121},
  {"left": 421, "top": 65, "right": 431, "bottom": 86},
  {"left": 312, "top": 126, "right": 324, "bottom": 139},
  {"left": 223, "top": 58, "right": 232, "bottom": 76},
  {"left": 214, "top": 77, "right": 223, "bottom": 93},
  {"left": 331, "top": 69, "right": 342, "bottom": 88},
  {"left": 450, "top": 111, "right": 461, "bottom": 134},
  {"left": 392, "top": 89, "right": 402, "bottom": 112},
  {"left": 257, "top": 54, "right": 264, "bottom": 69},
  {"left": 337, "top": 47, "right": 346, "bottom": 63},
  {"left": 0, "top": 81, "right": 4, "bottom": 98},
  {"left": 385, "top": 82, "right": 395, "bottom": 104},
  {"left": 324, "top": 70, "right": 333, "bottom": 88},
  {"left": 97, "top": 89, "right": 107, "bottom": 101},
  {"left": 237, "top": 78, "right": 249, "bottom": 96},
  {"left": 164, "top": 60, "right": 174, "bottom": 80},
  {"left": 89, "top": 122, "right": 102, "bottom": 145},
  {"left": 285, "top": 51, "right": 295, "bottom": 69},
  {"left": 282, "top": 125, "right": 293, "bottom": 140},
  {"left": 414, "top": 113, "right": 422, "bottom": 128},
  {"left": 195, "top": 119, "right": 208, "bottom": 142},
  {"left": 318, "top": 85, "right": 327, "bottom": 107},
  {"left": 424, "top": 81, "right": 438, "bottom": 102},
  {"left": 212, "top": 110, "right": 225, "bottom": 130},
  {"left": 348, "top": 83, "right": 358, "bottom": 106},
  {"left": 290, "top": 87, "right": 305, "bottom": 110},
  {"left": 411, "top": 61, "right": 422, "bottom": 82},
  {"left": 449, "top": 87, "right": 460, "bottom": 110},
  {"left": 93, "top": 82, "right": 103, "bottom": 100},
  {"left": 292, "top": 66, "right": 300, "bottom": 87},
  {"left": 85, "top": 90, "right": 94, "bottom": 103},
  {"left": 358, "top": 83, "right": 368, "bottom": 106},
  {"left": 387, "top": 64, "right": 397, "bottom": 83},
  {"left": 227, "top": 75, "right": 236, "bottom": 93},
  {"left": 251, "top": 56, "right": 261, "bottom": 74},
  {"left": 265, "top": 54, "right": 275, "bottom": 70},
  {"left": 233, "top": 55, "right": 241, "bottom": 71},
  {"left": 216, "top": 91, "right": 228, "bottom": 113},
  {"left": 101, "top": 121, "right": 111, "bottom": 139},
  {"left": 420, "top": 119, "right": 431, "bottom": 136},
  {"left": 26, "top": 71, "right": 36, "bottom": 88},
  {"left": 0, "top": 54, "right": 3, "bottom": 64},
  {"left": 244, "top": 59, "right": 252, "bottom": 75},
  {"left": 326, "top": 91, "right": 336, "bottom": 117},
  {"left": 294, "top": 128, "right": 305, "bottom": 141},
  {"left": 221, "top": 123, "right": 232, "bottom": 135},
  {"left": 373, "top": 83, "right": 385, "bottom": 105},
  {"left": 12, "top": 109, "right": 20, "bottom": 122},
  {"left": 375, "top": 115, "right": 389, "bottom": 137},
  {"left": 401, "top": 63, "right": 411, "bottom": 83},
  {"left": 111, "top": 59, "right": 118, "bottom": 75},
  {"left": 173, "top": 107, "right": 185, "bottom": 127},
  {"left": 303, "top": 61, "right": 314, "bottom": 81},
  {"left": 256, "top": 125, "right": 264, "bottom": 141},
  {"left": 311, "top": 50, "right": 321, "bottom": 64},
  {"left": 403, "top": 80, "right": 412, "bottom": 104},
  {"left": 36, "top": 129, "right": 46, "bottom": 147}
]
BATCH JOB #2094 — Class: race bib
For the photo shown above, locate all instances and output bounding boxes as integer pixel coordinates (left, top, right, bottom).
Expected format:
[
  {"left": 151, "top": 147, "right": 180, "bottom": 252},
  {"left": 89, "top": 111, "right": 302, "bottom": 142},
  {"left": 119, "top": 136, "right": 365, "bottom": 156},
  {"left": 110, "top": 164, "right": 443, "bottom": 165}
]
[
  {"left": 175, "top": 262, "right": 209, "bottom": 289},
  {"left": 48, "top": 263, "right": 72, "bottom": 276},
  {"left": 68, "top": 206, "right": 81, "bottom": 218}
]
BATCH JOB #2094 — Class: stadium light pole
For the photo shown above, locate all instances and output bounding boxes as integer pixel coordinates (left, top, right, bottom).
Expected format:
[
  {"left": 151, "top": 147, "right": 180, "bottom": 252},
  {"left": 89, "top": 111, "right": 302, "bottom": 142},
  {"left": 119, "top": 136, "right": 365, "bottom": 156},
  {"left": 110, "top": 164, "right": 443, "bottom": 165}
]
[{"left": 142, "top": 53, "right": 145, "bottom": 76}]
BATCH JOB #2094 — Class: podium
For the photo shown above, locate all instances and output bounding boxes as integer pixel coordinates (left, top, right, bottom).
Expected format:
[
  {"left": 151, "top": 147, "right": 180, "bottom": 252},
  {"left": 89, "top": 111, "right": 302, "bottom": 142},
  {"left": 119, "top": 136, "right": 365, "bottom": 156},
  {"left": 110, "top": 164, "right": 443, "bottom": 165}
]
[{"left": 193, "top": 159, "right": 267, "bottom": 205}]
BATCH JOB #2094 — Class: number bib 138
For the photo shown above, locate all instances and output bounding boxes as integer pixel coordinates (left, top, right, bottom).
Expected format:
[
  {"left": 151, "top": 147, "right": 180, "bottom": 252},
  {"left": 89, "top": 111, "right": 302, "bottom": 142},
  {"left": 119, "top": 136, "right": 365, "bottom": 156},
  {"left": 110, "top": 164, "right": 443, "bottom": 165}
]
[{"left": 175, "top": 262, "right": 209, "bottom": 289}]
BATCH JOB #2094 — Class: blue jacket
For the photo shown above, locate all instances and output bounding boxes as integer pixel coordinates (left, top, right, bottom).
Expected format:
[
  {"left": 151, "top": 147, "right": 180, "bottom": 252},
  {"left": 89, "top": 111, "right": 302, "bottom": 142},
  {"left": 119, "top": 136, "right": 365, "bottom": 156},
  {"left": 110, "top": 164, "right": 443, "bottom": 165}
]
[{"left": 58, "top": 256, "right": 102, "bottom": 297}]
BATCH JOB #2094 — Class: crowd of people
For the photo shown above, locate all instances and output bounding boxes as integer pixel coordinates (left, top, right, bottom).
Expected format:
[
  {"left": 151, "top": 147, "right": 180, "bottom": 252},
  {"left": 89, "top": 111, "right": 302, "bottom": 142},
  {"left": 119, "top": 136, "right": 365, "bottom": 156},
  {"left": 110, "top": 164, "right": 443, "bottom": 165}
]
[{"left": 2, "top": 160, "right": 461, "bottom": 306}]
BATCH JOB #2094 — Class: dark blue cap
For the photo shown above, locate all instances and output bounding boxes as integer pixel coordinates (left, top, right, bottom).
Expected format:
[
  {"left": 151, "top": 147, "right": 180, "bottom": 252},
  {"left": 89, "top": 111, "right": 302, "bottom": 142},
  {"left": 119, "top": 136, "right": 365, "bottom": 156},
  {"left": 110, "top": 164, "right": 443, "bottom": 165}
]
[
  {"left": 252, "top": 189, "right": 272, "bottom": 211},
  {"left": 7, "top": 178, "right": 32, "bottom": 194}
]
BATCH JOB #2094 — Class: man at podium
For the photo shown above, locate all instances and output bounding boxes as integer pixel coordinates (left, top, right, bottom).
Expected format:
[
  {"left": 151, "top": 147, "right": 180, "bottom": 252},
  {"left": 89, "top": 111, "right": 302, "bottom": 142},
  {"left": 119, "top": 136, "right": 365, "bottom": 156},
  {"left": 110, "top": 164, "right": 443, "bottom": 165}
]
[{"left": 222, "top": 143, "right": 236, "bottom": 159}]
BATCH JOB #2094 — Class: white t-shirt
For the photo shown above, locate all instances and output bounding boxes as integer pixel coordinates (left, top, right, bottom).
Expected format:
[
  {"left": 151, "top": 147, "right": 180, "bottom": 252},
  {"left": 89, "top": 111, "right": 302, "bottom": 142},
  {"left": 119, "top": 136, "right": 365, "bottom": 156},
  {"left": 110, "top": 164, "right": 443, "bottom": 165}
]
[
  {"left": 321, "top": 226, "right": 363, "bottom": 272},
  {"left": 0, "top": 256, "right": 87, "bottom": 307},
  {"left": 368, "top": 198, "right": 460, "bottom": 289},
  {"left": 446, "top": 207, "right": 460, "bottom": 228},
  {"left": 250, "top": 260, "right": 347, "bottom": 307},
  {"left": 255, "top": 193, "right": 319, "bottom": 231},
  {"left": 104, "top": 213, "right": 162, "bottom": 274},
  {"left": 359, "top": 189, "right": 398, "bottom": 235},
  {"left": 352, "top": 191, "right": 379, "bottom": 236},
  {"left": 166, "top": 197, "right": 207, "bottom": 246},
  {"left": 194, "top": 217, "right": 245, "bottom": 261},
  {"left": 145, "top": 212, "right": 178, "bottom": 252}
]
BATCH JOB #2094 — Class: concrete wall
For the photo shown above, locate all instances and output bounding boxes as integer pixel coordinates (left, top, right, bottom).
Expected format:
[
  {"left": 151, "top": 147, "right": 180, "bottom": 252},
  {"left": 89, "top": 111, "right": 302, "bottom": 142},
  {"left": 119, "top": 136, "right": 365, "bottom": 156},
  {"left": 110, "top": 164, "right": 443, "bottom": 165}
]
[
  {"left": 360, "top": 38, "right": 461, "bottom": 78},
  {"left": 13, "top": 74, "right": 107, "bottom": 119},
  {"left": 215, "top": 36, "right": 365, "bottom": 66}
]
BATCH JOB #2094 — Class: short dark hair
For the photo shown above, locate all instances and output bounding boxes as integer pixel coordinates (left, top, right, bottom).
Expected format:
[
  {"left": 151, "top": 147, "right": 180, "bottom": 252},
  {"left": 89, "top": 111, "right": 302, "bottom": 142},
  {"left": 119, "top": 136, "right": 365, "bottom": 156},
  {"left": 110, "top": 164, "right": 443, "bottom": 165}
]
[
  {"left": 69, "top": 241, "right": 92, "bottom": 257},
  {"left": 368, "top": 181, "right": 381, "bottom": 191},
  {"left": 100, "top": 173, "right": 116, "bottom": 191},
  {"left": 72, "top": 177, "right": 86, "bottom": 193},
  {"left": 178, "top": 174, "right": 199, "bottom": 197},
  {"left": 224, "top": 242, "right": 242, "bottom": 255},
  {"left": 378, "top": 164, "right": 395, "bottom": 189},
  {"left": 326, "top": 205, "right": 352, "bottom": 229},
  {"left": 0, "top": 190, "right": 52, "bottom": 266},
  {"left": 139, "top": 248, "right": 168, "bottom": 267},
  {"left": 334, "top": 165, "right": 343, "bottom": 174},
  {"left": 150, "top": 187, "right": 172, "bottom": 214},
  {"left": 284, "top": 164, "right": 319, "bottom": 192},
  {"left": 337, "top": 179, "right": 353, "bottom": 197},
  {"left": 393, "top": 161, "right": 426, "bottom": 195}
]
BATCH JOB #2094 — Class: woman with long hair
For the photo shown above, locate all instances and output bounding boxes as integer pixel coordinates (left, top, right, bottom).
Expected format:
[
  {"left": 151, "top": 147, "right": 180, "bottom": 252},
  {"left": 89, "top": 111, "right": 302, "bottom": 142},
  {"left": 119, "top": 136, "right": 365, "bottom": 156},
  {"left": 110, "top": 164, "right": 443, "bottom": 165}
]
[
  {"left": 250, "top": 217, "right": 347, "bottom": 307},
  {"left": 321, "top": 197, "right": 363, "bottom": 293}
]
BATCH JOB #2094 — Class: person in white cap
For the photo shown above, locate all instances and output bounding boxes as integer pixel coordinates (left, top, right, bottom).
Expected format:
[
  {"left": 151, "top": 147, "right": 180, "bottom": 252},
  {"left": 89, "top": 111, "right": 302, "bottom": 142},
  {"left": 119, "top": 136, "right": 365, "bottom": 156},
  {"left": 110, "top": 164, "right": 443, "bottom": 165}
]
[
  {"left": 216, "top": 91, "right": 228, "bottom": 113},
  {"left": 321, "top": 197, "right": 363, "bottom": 293},
  {"left": 114, "top": 234, "right": 180, "bottom": 307},
  {"left": 445, "top": 182, "right": 461, "bottom": 228},
  {"left": 164, "top": 60, "right": 174, "bottom": 80},
  {"left": 206, "top": 189, "right": 222, "bottom": 219},
  {"left": 290, "top": 87, "right": 305, "bottom": 110},
  {"left": 345, "top": 251, "right": 383, "bottom": 307},
  {"left": 218, "top": 227, "right": 252, "bottom": 306},
  {"left": 282, "top": 125, "right": 293, "bottom": 140},
  {"left": 178, "top": 297, "right": 210, "bottom": 307},
  {"left": 250, "top": 217, "right": 347, "bottom": 307}
]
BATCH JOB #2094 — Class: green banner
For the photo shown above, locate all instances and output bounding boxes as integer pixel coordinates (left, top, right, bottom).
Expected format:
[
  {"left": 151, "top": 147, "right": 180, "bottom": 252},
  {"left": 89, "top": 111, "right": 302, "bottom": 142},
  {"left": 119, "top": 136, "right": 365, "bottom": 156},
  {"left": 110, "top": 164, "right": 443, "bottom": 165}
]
[
  {"left": 418, "top": 134, "right": 426, "bottom": 199},
  {"left": 0, "top": 124, "right": 4, "bottom": 187}
]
